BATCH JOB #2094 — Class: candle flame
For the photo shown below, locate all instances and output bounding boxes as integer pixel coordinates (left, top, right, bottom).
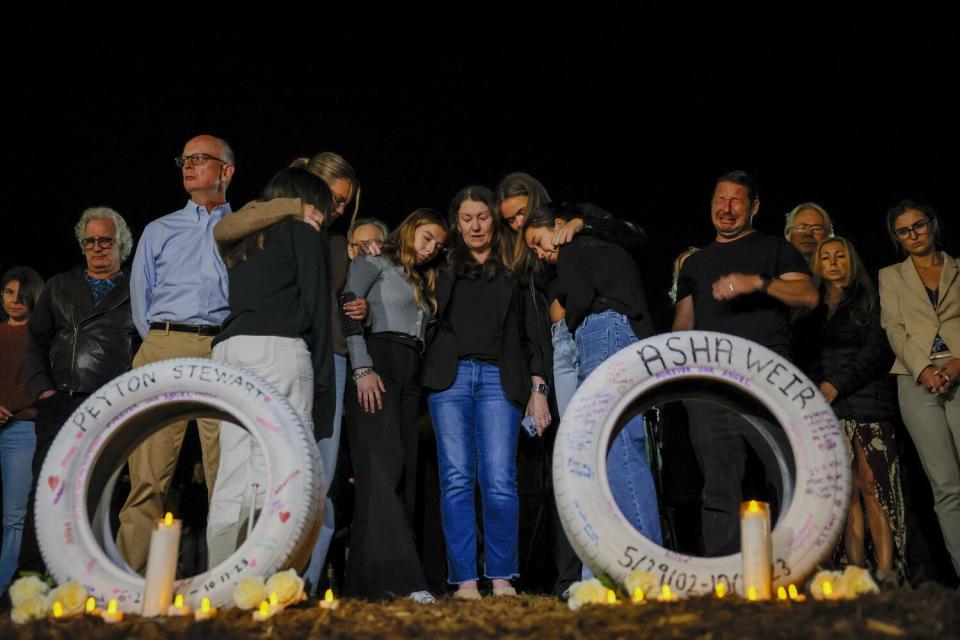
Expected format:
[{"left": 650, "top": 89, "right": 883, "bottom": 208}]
[
  {"left": 164, "top": 512, "right": 174, "bottom": 526},
  {"left": 269, "top": 592, "right": 279, "bottom": 607},
  {"left": 715, "top": 582, "right": 726, "bottom": 598},
  {"left": 747, "top": 586, "right": 758, "bottom": 601},
  {"left": 107, "top": 599, "right": 118, "bottom": 614},
  {"left": 788, "top": 584, "right": 799, "bottom": 600},
  {"left": 823, "top": 581, "right": 833, "bottom": 597},
  {"left": 201, "top": 597, "right": 211, "bottom": 612},
  {"left": 747, "top": 500, "right": 761, "bottom": 513},
  {"left": 605, "top": 589, "right": 617, "bottom": 604},
  {"left": 659, "top": 584, "right": 673, "bottom": 601},
  {"left": 259, "top": 601, "right": 270, "bottom": 617},
  {"left": 632, "top": 587, "right": 644, "bottom": 603},
  {"left": 777, "top": 586, "right": 788, "bottom": 600},
  {"left": 85, "top": 597, "right": 97, "bottom": 613},
  {"left": 174, "top": 594, "right": 184, "bottom": 608},
  {"left": 53, "top": 601, "right": 64, "bottom": 618},
  {"left": 324, "top": 588, "right": 334, "bottom": 603}
]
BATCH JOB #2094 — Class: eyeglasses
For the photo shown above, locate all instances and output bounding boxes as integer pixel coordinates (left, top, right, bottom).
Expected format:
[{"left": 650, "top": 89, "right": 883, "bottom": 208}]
[
  {"left": 789, "top": 223, "right": 825, "bottom": 234},
  {"left": 174, "top": 153, "right": 228, "bottom": 168},
  {"left": 894, "top": 219, "right": 931, "bottom": 239},
  {"left": 81, "top": 236, "right": 116, "bottom": 250}
]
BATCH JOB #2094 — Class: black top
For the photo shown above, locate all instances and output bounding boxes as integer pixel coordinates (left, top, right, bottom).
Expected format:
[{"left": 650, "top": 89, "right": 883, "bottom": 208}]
[
  {"left": 449, "top": 277, "right": 503, "bottom": 363},
  {"left": 793, "top": 285, "right": 896, "bottom": 421},
  {"left": 215, "top": 218, "right": 335, "bottom": 437},
  {"left": 553, "top": 236, "right": 653, "bottom": 338},
  {"left": 677, "top": 231, "right": 809, "bottom": 357}
]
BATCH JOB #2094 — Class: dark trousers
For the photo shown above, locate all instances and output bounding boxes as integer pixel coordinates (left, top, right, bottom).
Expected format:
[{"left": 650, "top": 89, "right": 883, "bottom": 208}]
[
  {"left": 686, "top": 400, "right": 786, "bottom": 556},
  {"left": 18, "top": 392, "right": 87, "bottom": 574},
  {"left": 344, "top": 335, "right": 427, "bottom": 599}
]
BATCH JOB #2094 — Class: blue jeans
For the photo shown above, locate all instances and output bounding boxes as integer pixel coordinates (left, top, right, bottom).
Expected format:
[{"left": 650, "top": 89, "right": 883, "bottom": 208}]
[
  {"left": 428, "top": 360, "right": 521, "bottom": 583},
  {"left": 576, "top": 311, "right": 662, "bottom": 547},
  {"left": 0, "top": 420, "right": 36, "bottom": 593},
  {"left": 552, "top": 321, "right": 579, "bottom": 420},
  {"left": 305, "top": 352, "right": 346, "bottom": 593}
]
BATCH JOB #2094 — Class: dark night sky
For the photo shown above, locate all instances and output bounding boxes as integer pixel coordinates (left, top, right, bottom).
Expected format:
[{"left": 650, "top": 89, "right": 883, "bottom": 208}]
[{"left": 5, "top": 5, "right": 957, "bottom": 330}]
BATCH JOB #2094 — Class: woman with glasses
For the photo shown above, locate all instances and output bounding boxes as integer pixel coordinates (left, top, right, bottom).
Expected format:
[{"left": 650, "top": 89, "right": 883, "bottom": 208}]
[
  {"left": 879, "top": 199, "right": 960, "bottom": 577},
  {"left": 796, "top": 237, "right": 904, "bottom": 586},
  {"left": 0, "top": 267, "right": 44, "bottom": 594},
  {"left": 206, "top": 167, "right": 336, "bottom": 567},
  {"left": 424, "top": 185, "right": 550, "bottom": 600},
  {"left": 341, "top": 209, "right": 447, "bottom": 602}
]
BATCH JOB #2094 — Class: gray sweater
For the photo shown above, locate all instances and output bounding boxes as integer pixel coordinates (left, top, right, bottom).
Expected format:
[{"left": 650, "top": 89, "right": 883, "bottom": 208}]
[{"left": 344, "top": 255, "right": 430, "bottom": 370}]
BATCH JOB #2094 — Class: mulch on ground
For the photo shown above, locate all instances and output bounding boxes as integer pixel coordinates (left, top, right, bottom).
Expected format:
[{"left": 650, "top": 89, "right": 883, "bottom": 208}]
[{"left": 3, "top": 583, "right": 957, "bottom": 639}]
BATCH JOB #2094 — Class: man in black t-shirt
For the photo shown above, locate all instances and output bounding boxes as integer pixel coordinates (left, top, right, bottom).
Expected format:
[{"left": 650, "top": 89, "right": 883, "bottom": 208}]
[{"left": 672, "top": 170, "right": 818, "bottom": 555}]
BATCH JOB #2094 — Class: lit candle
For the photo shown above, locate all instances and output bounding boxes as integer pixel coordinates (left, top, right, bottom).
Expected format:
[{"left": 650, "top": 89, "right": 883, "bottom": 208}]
[
  {"left": 167, "top": 593, "right": 191, "bottom": 617},
  {"left": 715, "top": 582, "right": 726, "bottom": 599},
  {"left": 100, "top": 599, "right": 123, "bottom": 623},
  {"left": 142, "top": 512, "right": 182, "bottom": 617},
  {"left": 319, "top": 588, "right": 339, "bottom": 610},
  {"left": 194, "top": 597, "right": 217, "bottom": 621},
  {"left": 605, "top": 589, "right": 617, "bottom": 604},
  {"left": 740, "top": 500, "right": 772, "bottom": 600},
  {"left": 747, "top": 586, "right": 759, "bottom": 601},
  {"left": 85, "top": 597, "right": 98, "bottom": 615},
  {"left": 657, "top": 585, "right": 675, "bottom": 602},
  {"left": 253, "top": 600, "right": 276, "bottom": 621},
  {"left": 632, "top": 587, "right": 645, "bottom": 603},
  {"left": 787, "top": 584, "right": 799, "bottom": 600},
  {"left": 776, "top": 586, "right": 788, "bottom": 601},
  {"left": 52, "top": 601, "right": 64, "bottom": 619},
  {"left": 822, "top": 581, "right": 834, "bottom": 599}
]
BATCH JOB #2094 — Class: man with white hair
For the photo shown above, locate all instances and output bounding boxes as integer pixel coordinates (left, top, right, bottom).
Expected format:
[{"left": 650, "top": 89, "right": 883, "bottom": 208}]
[
  {"left": 18, "top": 206, "right": 139, "bottom": 575},
  {"left": 117, "top": 134, "right": 236, "bottom": 572},
  {"left": 784, "top": 202, "right": 834, "bottom": 262}
]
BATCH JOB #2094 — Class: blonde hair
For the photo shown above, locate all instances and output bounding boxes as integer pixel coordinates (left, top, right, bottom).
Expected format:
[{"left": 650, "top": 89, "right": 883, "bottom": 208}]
[
  {"left": 290, "top": 151, "right": 361, "bottom": 226},
  {"left": 382, "top": 209, "right": 448, "bottom": 314}
]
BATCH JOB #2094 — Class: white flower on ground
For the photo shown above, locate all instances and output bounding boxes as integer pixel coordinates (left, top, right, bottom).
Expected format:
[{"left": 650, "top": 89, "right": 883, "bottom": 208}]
[
  {"left": 567, "top": 578, "right": 609, "bottom": 611},
  {"left": 49, "top": 581, "right": 88, "bottom": 616},
  {"left": 837, "top": 565, "right": 879, "bottom": 599},
  {"left": 809, "top": 570, "right": 843, "bottom": 600},
  {"left": 233, "top": 577, "right": 267, "bottom": 610},
  {"left": 264, "top": 569, "right": 306, "bottom": 607},
  {"left": 624, "top": 570, "right": 658, "bottom": 598},
  {"left": 9, "top": 576, "right": 50, "bottom": 608},
  {"left": 11, "top": 594, "right": 50, "bottom": 624}
]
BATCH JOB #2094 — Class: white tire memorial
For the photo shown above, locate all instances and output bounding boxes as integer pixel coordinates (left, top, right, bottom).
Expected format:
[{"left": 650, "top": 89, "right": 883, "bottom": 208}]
[
  {"left": 35, "top": 358, "right": 324, "bottom": 613},
  {"left": 554, "top": 331, "right": 850, "bottom": 596}
]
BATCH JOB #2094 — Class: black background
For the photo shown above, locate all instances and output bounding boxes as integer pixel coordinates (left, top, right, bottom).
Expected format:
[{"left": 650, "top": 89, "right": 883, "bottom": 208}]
[{"left": 5, "top": 5, "right": 957, "bottom": 330}]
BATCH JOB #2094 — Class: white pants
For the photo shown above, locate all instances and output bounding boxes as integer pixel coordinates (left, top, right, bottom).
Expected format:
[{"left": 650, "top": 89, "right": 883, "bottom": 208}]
[{"left": 206, "top": 335, "right": 314, "bottom": 568}]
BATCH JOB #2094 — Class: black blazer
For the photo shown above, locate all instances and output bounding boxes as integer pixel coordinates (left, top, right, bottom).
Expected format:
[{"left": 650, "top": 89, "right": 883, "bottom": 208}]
[{"left": 422, "top": 268, "right": 541, "bottom": 409}]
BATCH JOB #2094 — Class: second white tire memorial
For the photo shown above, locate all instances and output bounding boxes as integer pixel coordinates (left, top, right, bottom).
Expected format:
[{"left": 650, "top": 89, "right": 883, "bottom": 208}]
[
  {"left": 554, "top": 331, "right": 850, "bottom": 595},
  {"left": 35, "top": 358, "right": 324, "bottom": 612}
]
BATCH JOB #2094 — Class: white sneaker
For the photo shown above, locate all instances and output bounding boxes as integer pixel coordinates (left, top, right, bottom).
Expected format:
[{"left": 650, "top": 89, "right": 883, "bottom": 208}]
[{"left": 409, "top": 590, "right": 436, "bottom": 604}]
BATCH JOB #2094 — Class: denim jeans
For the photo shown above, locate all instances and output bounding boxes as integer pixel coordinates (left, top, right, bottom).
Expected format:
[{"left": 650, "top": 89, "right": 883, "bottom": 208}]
[
  {"left": 0, "top": 420, "right": 35, "bottom": 593},
  {"left": 428, "top": 360, "right": 521, "bottom": 583},
  {"left": 576, "top": 310, "right": 662, "bottom": 547},
  {"left": 304, "top": 353, "right": 346, "bottom": 593},
  {"left": 552, "top": 321, "right": 579, "bottom": 420}
]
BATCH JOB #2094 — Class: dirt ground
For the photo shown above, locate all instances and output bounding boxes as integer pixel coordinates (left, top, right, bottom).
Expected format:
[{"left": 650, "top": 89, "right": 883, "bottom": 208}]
[{"left": 3, "top": 583, "right": 957, "bottom": 639}]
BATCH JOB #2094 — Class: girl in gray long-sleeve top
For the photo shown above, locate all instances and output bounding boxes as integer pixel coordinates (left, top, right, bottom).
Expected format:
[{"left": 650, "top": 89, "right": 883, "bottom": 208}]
[{"left": 341, "top": 209, "right": 448, "bottom": 602}]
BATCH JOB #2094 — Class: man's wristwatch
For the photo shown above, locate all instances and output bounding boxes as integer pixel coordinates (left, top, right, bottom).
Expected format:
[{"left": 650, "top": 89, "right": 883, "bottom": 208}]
[
  {"left": 531, "top": 383, "right": 551, "bottom": 397},
  {"left": 759, "top": 274, "right": 772, "bottom": 294}
]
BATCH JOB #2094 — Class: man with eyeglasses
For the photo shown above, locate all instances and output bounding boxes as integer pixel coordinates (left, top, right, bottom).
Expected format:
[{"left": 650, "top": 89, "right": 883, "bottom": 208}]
[
  {"left": 17, "top": 207, "right": 139, "bottom": 576},
  {"left": 117, "top": 134, "right": 236, "bottom": 573},
  {"left": 784, "top": 202, "right": 835, "bottom": 262}
]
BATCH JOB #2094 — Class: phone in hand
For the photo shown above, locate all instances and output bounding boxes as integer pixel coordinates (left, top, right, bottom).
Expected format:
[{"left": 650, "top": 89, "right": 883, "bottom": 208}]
[
  {"left": 521, "top": 415, "right": 539, "bottom": 438},
  {"left": 339, "top": 291, "right": 363, "bottom": 337}
]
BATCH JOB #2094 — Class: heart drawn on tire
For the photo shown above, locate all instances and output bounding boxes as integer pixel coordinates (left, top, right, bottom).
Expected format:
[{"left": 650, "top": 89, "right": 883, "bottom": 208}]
[
  {"left": 48, "top": 476, "right": 60, "bottom": 490},
  {"left": 279, "top": 511, "right": 291, "bottom": 523}
]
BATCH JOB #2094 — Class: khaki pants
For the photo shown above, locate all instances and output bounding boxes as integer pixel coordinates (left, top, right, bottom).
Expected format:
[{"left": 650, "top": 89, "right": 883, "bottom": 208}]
[{"left": 115, "top": 330, "right": 221, "bottom": 573}]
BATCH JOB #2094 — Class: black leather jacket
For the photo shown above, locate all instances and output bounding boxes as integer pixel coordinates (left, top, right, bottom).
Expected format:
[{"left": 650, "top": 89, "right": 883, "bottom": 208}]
[{"left": 26, "top": 266, "right": 139, "bottom": 398}]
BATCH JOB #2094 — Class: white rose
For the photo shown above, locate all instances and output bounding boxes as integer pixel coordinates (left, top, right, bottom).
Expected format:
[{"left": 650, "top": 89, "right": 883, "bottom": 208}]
[
  {"left": 809, "top": 570, "right": 842, "bottom": 600},
  {"left": 264, "top": 570, "right": 305, "bottom": 607},
  {"left": 838, "top": 566, "right": 879, "bottom": 599},
  {"left": 233, "top": 577, "right": 267, "bottom": 610},
  {"left": 623, "top": 571, "right": 658, "bottom": 598},
  {"left": 9, "top": 576, "right": 50, "bottom": 608},
  {"left": 11, "top": 594, "right": 50, "bottom": 624},
  {"left": 49, "top": 581, "right": 88, "bottom": 616},
  {"left": 567, "top": 578, "right": 609, "bottom": 611}
]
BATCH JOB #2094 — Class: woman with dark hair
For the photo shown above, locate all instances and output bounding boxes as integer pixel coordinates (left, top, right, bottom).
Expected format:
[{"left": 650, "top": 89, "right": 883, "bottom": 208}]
[
  {"left": 0, "top": 266, "right": 44, "bottom": 593},
  {"left": 879, "top": 199, "right": 960, "bottom": 577},
  {"left": 522, "top": 203, "right": 662, "bottom": 549},
  {"left": 797, "top": 237, "right": 904, "bottom": 585},
  {"left": 206, "top": 166, "right": 336, "bottom": 566},
  {"left": 424, "top": 185, "right": 550, "bottom": 600},
  {"left": 341, "top": 209, "right": 447, "bottom": 602}
]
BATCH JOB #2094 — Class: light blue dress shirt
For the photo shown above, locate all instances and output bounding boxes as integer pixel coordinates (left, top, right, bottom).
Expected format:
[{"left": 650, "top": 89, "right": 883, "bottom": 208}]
[{"left": 130, "top": 200, "right": 232, "bottom": 338}]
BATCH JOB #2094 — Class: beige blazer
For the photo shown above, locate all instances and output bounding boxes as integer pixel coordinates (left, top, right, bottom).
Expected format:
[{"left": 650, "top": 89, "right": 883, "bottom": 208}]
[{"left": 879, "top": 252, "right": 960, "bottom": 378}]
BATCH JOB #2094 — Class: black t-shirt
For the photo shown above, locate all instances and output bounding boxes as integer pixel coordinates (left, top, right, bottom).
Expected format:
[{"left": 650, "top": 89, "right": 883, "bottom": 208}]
[
  {"left": 448, "top": 276, "right": 504, "bottom": 364},
  {"left": 676, "top": 231, "right": 809, "bottom": 356}
]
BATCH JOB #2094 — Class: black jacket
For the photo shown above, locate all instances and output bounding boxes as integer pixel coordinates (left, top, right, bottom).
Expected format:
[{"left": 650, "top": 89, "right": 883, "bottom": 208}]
[
  {"left": 794, "top": 284, "right": 896, "bottom": 422},
  {"left": 26, "top": 266, "right": 139, "bottom": 398},
  {"left": 423, "top": 268, "right": 542, "bottom": 410}
]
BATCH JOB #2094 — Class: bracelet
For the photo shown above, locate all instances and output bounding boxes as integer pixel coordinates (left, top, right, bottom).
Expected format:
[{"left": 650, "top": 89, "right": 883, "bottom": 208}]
[
  {"left": 531, "top": 382, "right": 551, "bottom": 397},
  {"left": 352, "top": 367, "right": 374, "bottom": 382}
]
